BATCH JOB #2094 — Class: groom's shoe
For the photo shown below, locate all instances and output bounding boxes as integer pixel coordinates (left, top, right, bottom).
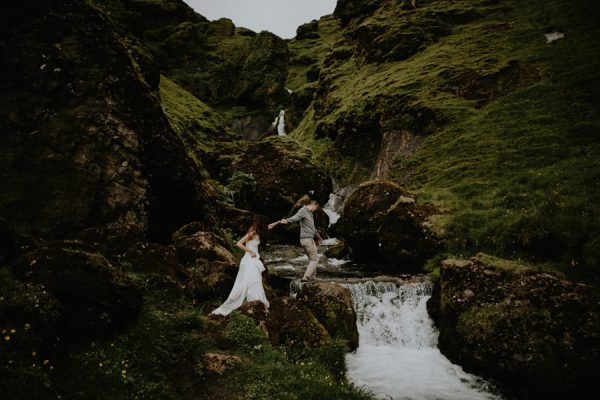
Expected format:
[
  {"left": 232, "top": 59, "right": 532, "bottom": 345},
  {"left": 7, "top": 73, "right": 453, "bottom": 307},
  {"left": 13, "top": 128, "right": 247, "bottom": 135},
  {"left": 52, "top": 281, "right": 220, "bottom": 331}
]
[{"left": 301, "top": 277, "right": 314, "bottom": 282}]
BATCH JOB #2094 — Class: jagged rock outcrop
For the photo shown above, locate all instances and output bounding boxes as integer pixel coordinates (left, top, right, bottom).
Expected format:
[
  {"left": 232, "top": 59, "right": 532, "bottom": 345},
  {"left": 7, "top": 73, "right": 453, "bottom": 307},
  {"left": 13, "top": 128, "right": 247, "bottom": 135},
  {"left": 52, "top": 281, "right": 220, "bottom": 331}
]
[
  {"left": 92, "top": 0, "right": 289, "bottom": 138},
  {"left": 297, "top": 282, "right": 359, "bottom": 350},
  {"left": 337, "top": 180, "right": 439, "bottom": 271},
  {"left": 428, "top": 257, "right": 600, "bottom": 400},
  {"left": 228, "top": 137, "right": 333, "bottom": 222},
  {"left": 0, "top": 0, "right": 210, "bottom": 242}
]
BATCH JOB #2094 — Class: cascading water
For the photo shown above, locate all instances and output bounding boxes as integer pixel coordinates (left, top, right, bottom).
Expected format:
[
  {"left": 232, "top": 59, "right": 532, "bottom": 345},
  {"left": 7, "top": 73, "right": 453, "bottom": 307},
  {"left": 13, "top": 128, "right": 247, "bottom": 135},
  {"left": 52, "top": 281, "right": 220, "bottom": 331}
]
[
  {"left": 344, "top": 281, "right": 502, "bottom": 400},
  {"left": 276, "top": 110, "right": 286, "bottom": 135}
]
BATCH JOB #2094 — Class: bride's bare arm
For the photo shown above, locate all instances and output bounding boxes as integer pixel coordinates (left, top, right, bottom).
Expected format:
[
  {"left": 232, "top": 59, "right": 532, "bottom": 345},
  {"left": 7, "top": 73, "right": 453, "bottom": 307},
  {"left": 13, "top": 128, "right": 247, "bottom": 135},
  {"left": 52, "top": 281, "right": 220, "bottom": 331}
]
[{"left": 236, "top": 232, "right": 257, "bottom": 257}]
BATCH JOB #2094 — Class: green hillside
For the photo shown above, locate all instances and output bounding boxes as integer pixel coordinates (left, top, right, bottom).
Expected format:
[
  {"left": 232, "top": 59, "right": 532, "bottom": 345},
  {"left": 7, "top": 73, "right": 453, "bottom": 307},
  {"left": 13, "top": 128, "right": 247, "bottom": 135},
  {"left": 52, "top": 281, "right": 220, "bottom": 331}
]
[{"left": 289, "top": 0, "right": 600, "bottom": 280}]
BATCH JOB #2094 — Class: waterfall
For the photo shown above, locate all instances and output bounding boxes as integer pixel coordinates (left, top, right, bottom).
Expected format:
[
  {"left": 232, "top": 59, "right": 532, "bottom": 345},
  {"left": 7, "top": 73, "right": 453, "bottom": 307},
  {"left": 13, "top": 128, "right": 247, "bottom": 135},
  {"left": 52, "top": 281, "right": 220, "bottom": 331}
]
[
  {"left": 323, "top": 192, "right": 341, "bottom": 225},
  {"left": 344, "top": 281, "right": 502, "bottom": 400},
  {"left": 275, "top": 109, "right": 286, "bottom": 135}
]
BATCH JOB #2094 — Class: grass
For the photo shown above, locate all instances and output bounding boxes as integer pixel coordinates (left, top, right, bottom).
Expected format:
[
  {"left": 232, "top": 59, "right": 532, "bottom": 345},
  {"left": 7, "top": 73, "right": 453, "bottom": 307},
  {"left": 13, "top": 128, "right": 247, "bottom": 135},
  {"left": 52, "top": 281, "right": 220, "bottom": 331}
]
[
  {"left": 218, "top": 313, "right": 373, "bottom": 400},
  {"left": 288, "top": 0, "right": 600, "bottom": 281}
]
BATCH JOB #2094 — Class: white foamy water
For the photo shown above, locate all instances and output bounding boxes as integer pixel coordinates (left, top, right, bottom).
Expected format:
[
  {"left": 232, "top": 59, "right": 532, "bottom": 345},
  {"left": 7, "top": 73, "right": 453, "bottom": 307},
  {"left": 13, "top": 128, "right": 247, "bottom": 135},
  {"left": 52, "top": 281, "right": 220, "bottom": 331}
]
[
  {"left": 277, "top": 110, "right": 286, "bottom": 135},
  {"left": 328, "top": 258, "right": 350, "bottom": 266},
  {"left": 323, "top": 192, "right": 341, "bottom": 225},
  {"left": 321, "top": 238, "right": 340, "bottom": 246},
  {"left": 345, "top": 281, "right": 502, "bottom": 400},
  {"left": 544, "top": 31, "right": 564, "bottom": 43}
]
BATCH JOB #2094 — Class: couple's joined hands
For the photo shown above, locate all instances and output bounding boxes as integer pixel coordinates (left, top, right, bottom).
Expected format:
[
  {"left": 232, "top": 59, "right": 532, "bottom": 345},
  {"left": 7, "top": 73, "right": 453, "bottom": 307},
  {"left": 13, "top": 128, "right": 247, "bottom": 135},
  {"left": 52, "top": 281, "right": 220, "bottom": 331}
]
[{"left": 268, "top": 219, "right": 288, "bottom": 230}]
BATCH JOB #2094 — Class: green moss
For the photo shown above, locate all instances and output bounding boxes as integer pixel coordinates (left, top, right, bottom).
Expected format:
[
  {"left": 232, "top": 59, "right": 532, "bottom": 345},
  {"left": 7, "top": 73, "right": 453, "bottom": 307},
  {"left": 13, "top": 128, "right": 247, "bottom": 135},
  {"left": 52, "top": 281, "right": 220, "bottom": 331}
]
[
  {"left": 290, "top": 0, "right": 600, "bottom": 281},
  {"left": 220, "top": 314, "right": 372, "bottom": 400}
]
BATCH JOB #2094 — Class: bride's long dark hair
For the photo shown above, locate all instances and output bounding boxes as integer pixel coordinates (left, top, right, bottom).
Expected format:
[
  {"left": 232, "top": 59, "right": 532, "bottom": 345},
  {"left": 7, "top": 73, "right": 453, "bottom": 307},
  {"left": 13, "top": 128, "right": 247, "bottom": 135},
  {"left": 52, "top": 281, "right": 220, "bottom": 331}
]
[{"left": 247, "top": 215, "right": 268, "bottom": 243}]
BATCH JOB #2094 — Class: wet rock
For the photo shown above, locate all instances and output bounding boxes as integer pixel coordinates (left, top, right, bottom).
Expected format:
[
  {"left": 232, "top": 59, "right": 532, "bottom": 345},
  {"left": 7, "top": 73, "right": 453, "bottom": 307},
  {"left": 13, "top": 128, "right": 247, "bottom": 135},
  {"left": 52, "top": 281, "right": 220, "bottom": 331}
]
[
  {"left": 11, "top": 242, "right": 142, "bottom": 341},
  {"left": 324, "top": 238, "right": 350, "bottom": 259},
  {"left": 230, "top": 137, "right": 333, "bottom": 222},
  {"left": 428, "top": 256, "right": 600, "bottom": 399},
  {"left": 297, "top": 282, "right": 359, "bottom": 350},
  {"left": 267, "top": 296, "right": 330, "bottom": 348},
  {"left": 337, "top": 180, "right": 440, "bottom": 271}
]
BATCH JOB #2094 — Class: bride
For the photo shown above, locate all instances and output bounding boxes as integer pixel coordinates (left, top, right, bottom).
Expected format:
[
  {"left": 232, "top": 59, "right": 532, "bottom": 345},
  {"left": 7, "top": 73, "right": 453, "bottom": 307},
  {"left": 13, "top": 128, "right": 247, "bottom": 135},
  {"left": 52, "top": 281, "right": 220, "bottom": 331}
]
[{"left": 211, "top": 217, "right": 270, "bottom": 316}]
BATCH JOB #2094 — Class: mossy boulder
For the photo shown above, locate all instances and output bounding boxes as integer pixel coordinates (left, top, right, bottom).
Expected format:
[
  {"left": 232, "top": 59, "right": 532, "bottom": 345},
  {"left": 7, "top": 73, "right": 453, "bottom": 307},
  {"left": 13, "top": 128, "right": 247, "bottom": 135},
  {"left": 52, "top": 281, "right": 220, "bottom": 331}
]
[
  {"left": 78, "top": 224, "right": 145, "bottom": 260},
  {"left": 297, "top": 282, "right": 359, "bottom": 351},
  {"left": 11, "top": 242, "right": 142, "bottom": 341},
  {"left": 266, "top": 297, "right": 330, "bottom": 348},
  {"left": 171, "top": 223, "right": 235, "bottom": 266},
  {"left": 428, "top": 257, "right": 600, "bottom": 399},
  {"left": 124, "top": 242, "right": 179, "bottom": 276},
  {"left": 186, "top": 260, "right": 238, "bottom": 299},
  {"left": 324, "top": 238, "right": 351, "bottom": 259},
  {"left": 230, "top": 137, "right": 333, "bottom": 222},
  {"left": 337, "top": 180, "right": 440, "bottom": 271}
]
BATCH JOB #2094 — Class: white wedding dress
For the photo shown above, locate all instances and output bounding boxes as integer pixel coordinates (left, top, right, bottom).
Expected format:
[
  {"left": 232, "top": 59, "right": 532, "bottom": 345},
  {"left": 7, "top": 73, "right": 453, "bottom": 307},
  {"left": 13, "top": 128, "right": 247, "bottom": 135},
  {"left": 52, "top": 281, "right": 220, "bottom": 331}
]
[{"left": 212, "top": 236, "right": 270, "bottom": 316}]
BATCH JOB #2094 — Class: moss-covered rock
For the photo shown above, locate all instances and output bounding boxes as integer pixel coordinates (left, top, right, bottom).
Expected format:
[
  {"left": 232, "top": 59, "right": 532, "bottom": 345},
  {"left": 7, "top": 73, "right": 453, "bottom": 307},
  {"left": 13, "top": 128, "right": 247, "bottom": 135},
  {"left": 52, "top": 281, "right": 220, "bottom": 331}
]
[
  {"left": 171, "top": 223, "right": 235, "bottom": 266},
  {"left": 337, "top": 180, "right": 440, "bottom": 271},
  {"left": 78, "top": 224, "right": 145, "bottom": 260},
  {"left": 229, "top": 136, "right": 333, "bottom": 222},
  {"left": 428, "top": 256, "right": 600, "bottom": 399},
  {"left": 124, "top": 242, "right": 179, "bottom": 276},
  {"left": 267, "top": 297, "right": 330, "bottom": 348},
  {"left": 11, "top": 242, "right": 142, "bottom": 341},
  {"left": 297, "top": 282, "right": 359, "bottom": 351}
]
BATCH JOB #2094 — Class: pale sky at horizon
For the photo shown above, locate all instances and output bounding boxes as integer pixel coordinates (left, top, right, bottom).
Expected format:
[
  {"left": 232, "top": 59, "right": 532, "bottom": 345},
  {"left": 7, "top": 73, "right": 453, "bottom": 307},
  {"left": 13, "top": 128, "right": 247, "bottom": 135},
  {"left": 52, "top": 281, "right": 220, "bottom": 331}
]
[{"left": 184, "top": 0, "right": 337, "bottom": 39}]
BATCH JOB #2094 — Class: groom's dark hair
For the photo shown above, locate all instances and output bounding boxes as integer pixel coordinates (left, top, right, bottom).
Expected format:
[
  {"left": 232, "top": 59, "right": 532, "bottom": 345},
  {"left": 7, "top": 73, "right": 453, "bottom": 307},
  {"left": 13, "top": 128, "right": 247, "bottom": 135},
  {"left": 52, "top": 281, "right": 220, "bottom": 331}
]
[{"left": 309, "top": 199, "right": 319, "bottom": 207}]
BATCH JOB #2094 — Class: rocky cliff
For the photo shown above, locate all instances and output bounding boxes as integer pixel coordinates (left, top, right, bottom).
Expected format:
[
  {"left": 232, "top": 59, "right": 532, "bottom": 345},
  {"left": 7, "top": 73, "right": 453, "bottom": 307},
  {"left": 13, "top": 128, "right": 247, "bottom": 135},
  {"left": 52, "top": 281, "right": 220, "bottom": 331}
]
[{"left": 0, "top": 0, "right": 212, "bottom": 242}]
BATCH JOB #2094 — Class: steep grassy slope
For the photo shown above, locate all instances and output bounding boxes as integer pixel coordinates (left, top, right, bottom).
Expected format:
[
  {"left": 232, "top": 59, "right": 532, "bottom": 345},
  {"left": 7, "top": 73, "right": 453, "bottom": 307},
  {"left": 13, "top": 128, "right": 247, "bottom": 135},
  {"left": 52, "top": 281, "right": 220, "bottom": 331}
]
[{"left": 290, "top": 0, "right": 600, "bottom": 280}]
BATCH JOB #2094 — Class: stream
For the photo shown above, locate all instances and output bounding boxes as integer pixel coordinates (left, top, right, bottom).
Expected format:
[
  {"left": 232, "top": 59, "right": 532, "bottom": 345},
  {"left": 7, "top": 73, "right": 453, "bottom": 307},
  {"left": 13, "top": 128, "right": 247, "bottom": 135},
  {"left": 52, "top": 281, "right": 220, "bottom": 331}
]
[{"left": 263, "top": 240, "right": 503, "bottom": 400}]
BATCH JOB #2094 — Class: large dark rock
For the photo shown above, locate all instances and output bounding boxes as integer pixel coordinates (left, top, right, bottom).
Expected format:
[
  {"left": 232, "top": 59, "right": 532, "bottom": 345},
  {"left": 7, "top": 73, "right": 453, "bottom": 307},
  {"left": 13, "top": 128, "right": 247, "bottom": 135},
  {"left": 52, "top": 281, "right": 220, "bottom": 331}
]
[
  {"left": 11, "top": 242, "right": 142, "bottom": 341},
  {"left": 337, "top": 180, "right": 440, "bottom": 271},
  {"left": 297, "top": 282, "right": 359, "bottom": 350},
  {"left": 79, "top": 224, "right": 145, "bottom": 259},
  {"left": 428, "top": 257, "right": 600, "bottom": 400},
  {"left": 229, "top": 137, "right": 333, "bottom": 222},
  {"left": 0, "top": 0, "right": 209, "bottom": 242},
  {"left": 172, "top": 227, "right": 236, "bottom": 266},
  {"left": 267, "top": 297, "right": 330, "bottom": 348},
  {"left": 124, "top": 242, "right": 179, "bottom": 276}
]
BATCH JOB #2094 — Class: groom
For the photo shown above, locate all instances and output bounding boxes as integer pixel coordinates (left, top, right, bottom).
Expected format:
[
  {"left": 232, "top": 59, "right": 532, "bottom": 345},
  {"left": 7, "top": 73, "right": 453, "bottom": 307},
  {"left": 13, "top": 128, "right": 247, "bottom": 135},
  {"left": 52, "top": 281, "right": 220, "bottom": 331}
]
[{"left": 269, "top": 200, "right": 322, "bottom": 281}]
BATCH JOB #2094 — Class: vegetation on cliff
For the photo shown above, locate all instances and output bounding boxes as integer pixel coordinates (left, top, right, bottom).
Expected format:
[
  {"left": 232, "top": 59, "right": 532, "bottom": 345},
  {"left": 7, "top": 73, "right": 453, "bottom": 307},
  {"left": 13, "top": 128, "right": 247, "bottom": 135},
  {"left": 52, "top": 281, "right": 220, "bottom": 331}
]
[{"left": 289, "top": 0, "right": 600, "bottom": 281}]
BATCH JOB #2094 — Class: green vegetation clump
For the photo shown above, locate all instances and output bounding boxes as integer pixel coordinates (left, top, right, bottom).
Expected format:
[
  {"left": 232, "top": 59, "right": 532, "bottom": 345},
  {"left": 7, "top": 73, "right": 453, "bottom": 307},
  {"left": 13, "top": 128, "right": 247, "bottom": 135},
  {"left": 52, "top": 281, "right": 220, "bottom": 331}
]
[{"left": 219, "top": 313, "right": 373, "bottom": 400}]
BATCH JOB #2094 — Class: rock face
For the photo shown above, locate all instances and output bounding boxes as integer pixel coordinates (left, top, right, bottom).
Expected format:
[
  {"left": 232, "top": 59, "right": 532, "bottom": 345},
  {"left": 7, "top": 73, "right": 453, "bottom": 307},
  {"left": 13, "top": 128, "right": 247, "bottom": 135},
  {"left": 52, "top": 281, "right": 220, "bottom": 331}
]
[
  {"left": 337, "top": 180, "right": 439, "bottom": 271},
  {"left": 297, "top": 282, "right": 359, "bottom": 350},
  {"left": 11, "top": 242, "right": 142, "bottom": 340},
  {"left": 171, "top": 222, "right": 236, "bottom": 266},
  {"left": 229, "top": 137, "right": 333, "bottom": 222},
  {"left": 0, "top": 0, "right": 209, "bottom": 242},
  {"left": 428, "top": 257, "right": 600, "bottom": 400},
  {"left": 266, "top": 297, "right": 330, "bottom": 348}
]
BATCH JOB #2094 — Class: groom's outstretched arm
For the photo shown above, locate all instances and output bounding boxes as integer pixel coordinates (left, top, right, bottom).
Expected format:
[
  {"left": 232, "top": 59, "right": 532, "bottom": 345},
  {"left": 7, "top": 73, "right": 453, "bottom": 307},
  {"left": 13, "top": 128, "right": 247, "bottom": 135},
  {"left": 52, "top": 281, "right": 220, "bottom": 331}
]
[{"left": 283, "top": 207, "right": 307, "bottom": 224}]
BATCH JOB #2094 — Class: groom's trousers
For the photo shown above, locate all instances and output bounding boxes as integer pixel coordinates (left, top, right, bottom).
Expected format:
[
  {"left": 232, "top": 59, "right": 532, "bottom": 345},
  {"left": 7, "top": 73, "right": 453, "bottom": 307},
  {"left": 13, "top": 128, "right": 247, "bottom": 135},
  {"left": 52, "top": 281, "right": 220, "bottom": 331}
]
[{"left": 300, "top": 238, "right": 319, "bottom": 279}]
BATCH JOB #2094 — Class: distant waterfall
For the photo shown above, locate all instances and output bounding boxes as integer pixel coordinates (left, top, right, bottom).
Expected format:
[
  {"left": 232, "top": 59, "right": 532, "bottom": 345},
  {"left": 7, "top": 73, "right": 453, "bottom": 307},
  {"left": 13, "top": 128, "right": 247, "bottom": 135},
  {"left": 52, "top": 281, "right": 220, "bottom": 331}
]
[
  {"left": 344, "top": 281, "right": 502, "bottom": 400},
  {"left": 323, "top": 192, "right": 341, "bottom": 225},
  {"left": 271, "top": 109, "right": 286, "bottom": 136}
]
